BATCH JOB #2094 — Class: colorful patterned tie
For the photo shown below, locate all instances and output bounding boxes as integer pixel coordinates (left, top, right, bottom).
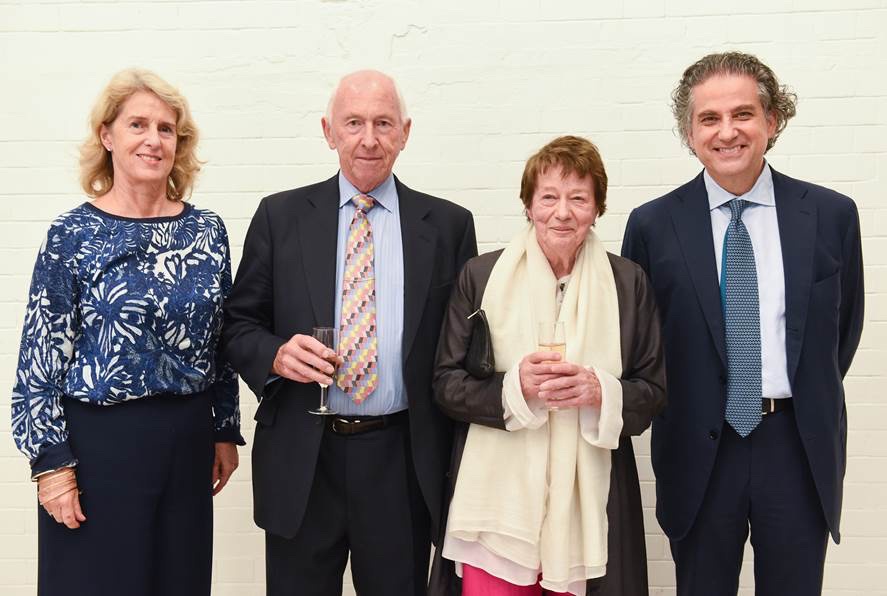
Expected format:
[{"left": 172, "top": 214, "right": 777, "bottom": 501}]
[
  {"left": 337, "top": 194, "right": 378, "bottom": 403},
  {"left": 721, "top": 199, "right": 762, "bottom": 437}
]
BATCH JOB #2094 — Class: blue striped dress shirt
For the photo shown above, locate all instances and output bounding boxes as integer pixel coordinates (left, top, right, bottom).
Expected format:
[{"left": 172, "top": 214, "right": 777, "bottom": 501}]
[{"left": 328, "top": 172, "right": 407, "bottom": 415}]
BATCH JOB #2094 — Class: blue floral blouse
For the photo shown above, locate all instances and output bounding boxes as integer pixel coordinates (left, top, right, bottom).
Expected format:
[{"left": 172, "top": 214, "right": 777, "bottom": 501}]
[{"left": 12, "top": 202, "right": 244, "bottom": 475}]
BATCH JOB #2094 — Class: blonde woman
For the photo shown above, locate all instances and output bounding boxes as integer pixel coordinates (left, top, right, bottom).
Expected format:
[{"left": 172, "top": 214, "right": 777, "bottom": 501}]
[{"left": 12, "top": 69, "right": 244, "bottom": 596}]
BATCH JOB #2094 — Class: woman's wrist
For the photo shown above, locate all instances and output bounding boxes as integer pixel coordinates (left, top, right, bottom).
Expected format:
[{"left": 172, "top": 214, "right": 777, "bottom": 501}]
[{"left": 37, "top": 467, "right": 78, "bottom": 505}]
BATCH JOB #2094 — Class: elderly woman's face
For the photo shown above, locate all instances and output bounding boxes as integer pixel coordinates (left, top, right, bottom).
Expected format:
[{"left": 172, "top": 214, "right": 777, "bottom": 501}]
[
  {"left": 527, "top": 166, "right": 598, "bottom": 268},
  {"left": 100, "top": 91, "right": 177, "bottom": 191}
]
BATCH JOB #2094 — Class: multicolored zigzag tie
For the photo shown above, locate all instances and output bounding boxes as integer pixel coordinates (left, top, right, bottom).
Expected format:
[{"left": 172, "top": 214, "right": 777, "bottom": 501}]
[{"left": 337, "top": 194, "right": 378, "bottom": 403}]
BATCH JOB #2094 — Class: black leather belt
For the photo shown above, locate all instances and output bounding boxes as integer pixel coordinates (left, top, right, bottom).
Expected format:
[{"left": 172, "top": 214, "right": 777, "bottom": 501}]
[
  {"left": 328, "top": 409, "right": 409, "bottom": 436},
  {"left": 762, "top": 398, "right": 791, "bottom": 416}
]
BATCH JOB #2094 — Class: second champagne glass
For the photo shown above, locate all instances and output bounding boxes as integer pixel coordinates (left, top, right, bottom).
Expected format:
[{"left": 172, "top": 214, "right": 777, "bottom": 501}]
[
  {"left": 538, "top": 321, "right": 566, "bottom": 411},
  {"left": 307, "top": 326, "right": 338, "bottom": 416}
]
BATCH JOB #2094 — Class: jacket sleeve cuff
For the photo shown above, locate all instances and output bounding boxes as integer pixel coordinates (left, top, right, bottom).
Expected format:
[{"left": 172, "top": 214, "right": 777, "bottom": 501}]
[
  {"left": 244, "top": 337, "right": 287, "bottom": 398},
  {"left": 502, "top": 362, "right": 549, "bottom": 431},
  {"left": 30, "top": 441, "right": 78, "bottom": 479},
  {"left": 578, "top": 366, "right": 624, "bottom": 449}
]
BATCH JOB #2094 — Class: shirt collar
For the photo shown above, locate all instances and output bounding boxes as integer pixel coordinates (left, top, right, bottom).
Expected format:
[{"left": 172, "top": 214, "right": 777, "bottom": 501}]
[
  {"left": 704, "top": 161, "right": 774, "bottom": 212},
  {"left": 337, "top": 172, "right": 398, "bottom": 213}
]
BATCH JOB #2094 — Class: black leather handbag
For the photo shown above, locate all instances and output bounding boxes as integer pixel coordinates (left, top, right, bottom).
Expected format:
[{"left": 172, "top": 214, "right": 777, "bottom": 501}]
[{"left": 465, "top": 308, "right": 495, "bottom": 379}]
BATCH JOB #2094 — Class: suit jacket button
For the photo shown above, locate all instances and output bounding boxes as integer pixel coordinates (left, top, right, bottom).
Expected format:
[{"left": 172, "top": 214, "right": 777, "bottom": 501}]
[{"left": 709, "top": 430, "right": 719, "bottom": 440}]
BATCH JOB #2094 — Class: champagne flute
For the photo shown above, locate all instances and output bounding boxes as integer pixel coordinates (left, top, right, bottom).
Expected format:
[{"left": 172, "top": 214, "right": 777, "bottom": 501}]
[
  {"left": 307, "top": 326, "right": 338, "bottom": 416},
  {"left": 538, "top": 322, "right": 566, "bottom": 410}
]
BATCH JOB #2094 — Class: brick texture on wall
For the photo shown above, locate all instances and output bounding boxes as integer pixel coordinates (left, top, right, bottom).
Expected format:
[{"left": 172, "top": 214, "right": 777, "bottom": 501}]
[{"left": 1, "top": 2, "right": 885, "bottom": 594}]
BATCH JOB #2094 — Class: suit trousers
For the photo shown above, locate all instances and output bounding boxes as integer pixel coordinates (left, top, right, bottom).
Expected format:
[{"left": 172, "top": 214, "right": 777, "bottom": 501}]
[
  {"left": 669, "top": 406, "right": 828, "bottom": 596},
  {"left": 38, "top": 392, "right": 215, "bottom": 596},
  {"left": 265, "top": 415, "right": 431, "bottom": 596}
]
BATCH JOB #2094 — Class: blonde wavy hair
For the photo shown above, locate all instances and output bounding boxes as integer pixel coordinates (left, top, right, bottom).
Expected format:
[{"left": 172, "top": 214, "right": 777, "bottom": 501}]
[{"left": 79, "top": 68, "right": 201, "bottom": 201}]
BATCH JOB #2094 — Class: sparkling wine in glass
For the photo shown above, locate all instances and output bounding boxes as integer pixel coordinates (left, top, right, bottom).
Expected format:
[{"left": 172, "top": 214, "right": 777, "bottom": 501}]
[
  {"left": 308, "top": 327, "right": 338, "bottom": 416},
  {"left": 538, "top": 321, "right": 566, "bottom": 360}
]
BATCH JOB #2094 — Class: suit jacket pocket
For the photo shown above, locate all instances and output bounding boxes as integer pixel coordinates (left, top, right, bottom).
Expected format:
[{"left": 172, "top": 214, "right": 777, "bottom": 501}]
[{"left": 810, "top": 270, "right": 840, "bottom": 312}]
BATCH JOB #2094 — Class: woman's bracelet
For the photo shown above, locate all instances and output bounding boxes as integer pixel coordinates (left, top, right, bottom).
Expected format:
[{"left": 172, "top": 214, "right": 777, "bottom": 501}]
[
  {"left": 36, "top": 468, "right": 78, "bottom": 505},
  {"left": 31, "top": 464, "right": 76, "bottom": 483},
  {"left": 38, "top": 481, "right": 78, "bottom": 506},
  {"left": 36, "top": 468, "right": 76, "bottom": 488}
]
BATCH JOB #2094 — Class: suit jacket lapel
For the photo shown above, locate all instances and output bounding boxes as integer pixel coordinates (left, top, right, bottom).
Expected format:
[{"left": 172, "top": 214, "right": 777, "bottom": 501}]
[
  {"left": 773, "top": 169, "right": 815, "bottom": 386},
  {"left": 396, "top": 177, "right": 437, "bottom": 359},
  {"left": 670, "top": 172, "right": 728, "bottom": 370},
  {"left": 298, "top": 174, "right": 340, "bottom": 327}
]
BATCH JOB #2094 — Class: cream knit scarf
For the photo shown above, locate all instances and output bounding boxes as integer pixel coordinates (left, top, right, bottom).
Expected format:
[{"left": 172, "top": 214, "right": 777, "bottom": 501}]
[{"left": 445, "top": 225, "right": 623, "bottom": 593}]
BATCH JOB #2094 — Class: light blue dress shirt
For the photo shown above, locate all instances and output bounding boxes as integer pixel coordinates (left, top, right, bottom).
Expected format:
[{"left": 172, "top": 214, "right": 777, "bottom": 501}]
[
  {"left": 705, "top": 163, "right": 792, "bottom": 400},
  {"left": 328, "top": 172, "right": 407, "bottom": 415}
]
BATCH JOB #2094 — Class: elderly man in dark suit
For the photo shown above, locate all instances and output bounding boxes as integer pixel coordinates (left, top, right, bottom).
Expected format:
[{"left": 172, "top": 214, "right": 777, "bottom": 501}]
[
  {"left": 222, "top": 70, "right": 477, "bottom": 596},
  {"left": 622, "top": 52, "right": 864, "bottom": 595}
]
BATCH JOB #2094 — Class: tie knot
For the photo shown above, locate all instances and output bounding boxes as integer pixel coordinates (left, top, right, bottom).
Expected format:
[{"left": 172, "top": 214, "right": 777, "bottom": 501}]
[
  {"left": 352, "top": 194, "right": 375, "bottom": 213},
  {"left": 728, "top": 198, "right": 748, "bottom": 222}
]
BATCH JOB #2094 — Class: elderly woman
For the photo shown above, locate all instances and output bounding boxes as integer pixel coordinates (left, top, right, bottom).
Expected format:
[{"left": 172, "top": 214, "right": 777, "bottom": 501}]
[
  {"left": 430, "top": 136, "right": 666, "bottom": 596},
  {"left": 11, "top": 69, "right": 244, "bottom": 596}
]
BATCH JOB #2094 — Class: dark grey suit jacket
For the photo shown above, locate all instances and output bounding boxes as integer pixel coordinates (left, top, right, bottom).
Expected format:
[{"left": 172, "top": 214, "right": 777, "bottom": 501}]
[{"left": 222, "top": 174, "right": 477, "bottom": 540}]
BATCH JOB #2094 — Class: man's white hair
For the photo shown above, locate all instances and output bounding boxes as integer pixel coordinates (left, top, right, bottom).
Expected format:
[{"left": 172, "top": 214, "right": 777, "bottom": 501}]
[{"left": 324, "top": 70, "right": 409, "bottom": 123}]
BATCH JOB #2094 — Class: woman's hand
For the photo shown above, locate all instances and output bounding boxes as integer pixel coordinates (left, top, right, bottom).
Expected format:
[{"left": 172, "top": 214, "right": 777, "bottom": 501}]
[
  {"left": 212, "top": 442, "right": 239, "bottom": 496},
  {"left": 538, "top": 363, "right": 602, "bottom": 409},
  {"left": 38, "top": 468, "right": 86, "bottom": 529},
  {"left": 518, "top": 351, "right": 562, "bottom": 401}
]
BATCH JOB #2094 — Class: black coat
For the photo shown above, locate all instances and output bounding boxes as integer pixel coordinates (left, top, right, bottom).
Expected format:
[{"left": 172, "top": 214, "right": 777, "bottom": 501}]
[{"left": 428, "top": 249, "right": 667, "bottom": 596}]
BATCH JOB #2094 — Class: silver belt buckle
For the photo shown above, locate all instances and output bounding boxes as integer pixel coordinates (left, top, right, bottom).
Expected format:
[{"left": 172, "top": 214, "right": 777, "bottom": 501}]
[{"left": 332, "top": 418, "right": 355, "bottom": 434}]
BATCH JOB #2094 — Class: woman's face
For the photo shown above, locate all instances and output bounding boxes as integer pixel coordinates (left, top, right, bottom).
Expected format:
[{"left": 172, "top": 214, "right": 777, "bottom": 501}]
[
  {"left": 527, "top": 165, "right": 598, "bottom": 269},
  {"left": 100, "top": 91, "right": 177, "bottom": 192}
]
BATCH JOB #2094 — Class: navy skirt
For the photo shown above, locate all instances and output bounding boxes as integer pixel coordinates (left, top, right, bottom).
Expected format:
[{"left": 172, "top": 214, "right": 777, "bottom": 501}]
[{"left": 38, "top": 392, "right": 215, "bottom": 596}]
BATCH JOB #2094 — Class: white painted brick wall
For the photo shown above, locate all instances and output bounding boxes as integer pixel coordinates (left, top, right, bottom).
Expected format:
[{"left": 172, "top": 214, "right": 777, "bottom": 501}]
[{"left": 2, "top": 1, "right": 885, "bottom": 594}]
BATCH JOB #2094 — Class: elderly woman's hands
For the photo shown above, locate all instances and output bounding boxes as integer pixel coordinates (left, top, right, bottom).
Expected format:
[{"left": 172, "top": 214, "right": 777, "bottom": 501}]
[
  {"left": 538, "top": 362, "right": 602, "bottom": 410},
  {"left": 518, "top": 351, "right": 563, "bottom": 401},
  {"left": 38, "top": 468, "right": 86, "bottom": 529}
]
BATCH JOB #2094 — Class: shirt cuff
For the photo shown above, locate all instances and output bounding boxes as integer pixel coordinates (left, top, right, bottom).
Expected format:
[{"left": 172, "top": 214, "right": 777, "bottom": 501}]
[
  {"left": 30, "top": 441, "right": 78, "bottom": 479},
  {"left": 214, "top": 427, "right": 246, "bottom": 446},
  {"left": 502, "top": 362, "right": 549, "bottom": 431},
  {"left": 578, "top": 365, "right": 623, "bottom": 449}
]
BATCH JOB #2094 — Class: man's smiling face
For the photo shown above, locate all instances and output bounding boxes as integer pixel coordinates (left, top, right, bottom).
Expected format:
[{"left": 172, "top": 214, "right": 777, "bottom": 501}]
[{"left": 688, "top": 73, "right": 777, "bottom": 196}]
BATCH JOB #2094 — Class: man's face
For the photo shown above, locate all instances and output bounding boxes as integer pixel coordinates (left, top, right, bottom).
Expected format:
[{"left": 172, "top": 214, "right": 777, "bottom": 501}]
[
  {"left": 322, "top": 73, "right": 411, "bottom": 193},
  {"left": 688, "top": 73, "right": 777, "bottom": 196}
]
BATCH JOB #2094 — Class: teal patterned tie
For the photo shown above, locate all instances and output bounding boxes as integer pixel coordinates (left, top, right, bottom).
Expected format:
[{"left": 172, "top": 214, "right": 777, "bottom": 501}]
[{"left": 721, "top": 199, "right": 762, "bottom": 437}]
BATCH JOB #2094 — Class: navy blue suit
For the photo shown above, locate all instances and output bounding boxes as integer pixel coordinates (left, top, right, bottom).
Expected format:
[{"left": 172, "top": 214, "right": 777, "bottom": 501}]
[{"left": 622, "top": 168, "right": 864, "bottom": 593}]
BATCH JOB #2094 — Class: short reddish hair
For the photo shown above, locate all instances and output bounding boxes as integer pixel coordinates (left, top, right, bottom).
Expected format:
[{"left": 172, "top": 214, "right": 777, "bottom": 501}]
[{"left": 519, "top": 135, "right": 608, "bottom": 217}]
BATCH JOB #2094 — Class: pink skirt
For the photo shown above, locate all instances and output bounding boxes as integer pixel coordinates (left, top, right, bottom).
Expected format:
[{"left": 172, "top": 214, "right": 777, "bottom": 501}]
[{"left": 462, "top": 564, "right": 571, "bottom": 596}]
